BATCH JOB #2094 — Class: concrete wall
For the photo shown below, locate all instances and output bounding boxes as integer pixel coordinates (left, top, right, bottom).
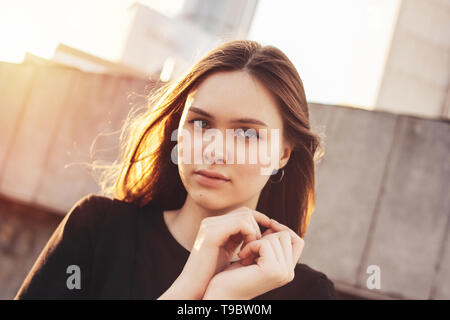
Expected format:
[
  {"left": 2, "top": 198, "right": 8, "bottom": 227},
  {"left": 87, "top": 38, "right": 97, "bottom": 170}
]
[
  {"left": 304, "top": 103, "right": 450, "bottom": 299},
  {"left": 0, "top": 62, "right": 150, "bottom": 212},
  {"left": 0, "top": 62, "right": 449, "bottom": 299},
  {"left": 0, "top": 195, "right": 61, "bottom": 299}
]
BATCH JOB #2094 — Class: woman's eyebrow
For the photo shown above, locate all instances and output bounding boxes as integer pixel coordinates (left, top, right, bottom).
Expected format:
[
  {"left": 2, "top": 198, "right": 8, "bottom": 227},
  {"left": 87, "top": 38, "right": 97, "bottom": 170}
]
[{"left": 188, "top": 106, "right": 268, "bottom": 127}]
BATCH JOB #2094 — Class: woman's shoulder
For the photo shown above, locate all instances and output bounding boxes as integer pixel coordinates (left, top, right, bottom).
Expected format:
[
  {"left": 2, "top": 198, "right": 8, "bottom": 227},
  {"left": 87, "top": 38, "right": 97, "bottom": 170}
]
[
  {"left": 65, "top": 193, "right": 141, "bottom": 230},
  {"left": 61, "top": 193, "right": 146, "bottom": 249},
  {"left": 71, "top": 192, "right": 140, "bottom": 213}
]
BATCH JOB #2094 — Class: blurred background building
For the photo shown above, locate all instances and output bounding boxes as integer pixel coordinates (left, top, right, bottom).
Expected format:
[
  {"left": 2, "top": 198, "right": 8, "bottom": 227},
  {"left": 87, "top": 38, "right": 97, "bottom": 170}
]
[
  {"left": 0, "top": 0, "right": 449, "bottom": 300},
  {"left": 374, "top": 0, "right": 449, "bottom": 119},
  {"left": 120, "top": 0, "right": 258, "bottom": 79},
  {"left": 17, "top": 0, "right": 260, "bottom": 82}
]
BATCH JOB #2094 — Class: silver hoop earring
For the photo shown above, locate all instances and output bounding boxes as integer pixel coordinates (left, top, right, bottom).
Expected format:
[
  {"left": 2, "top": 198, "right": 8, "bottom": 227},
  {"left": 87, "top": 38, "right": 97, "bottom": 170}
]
[{"left": 269, "top": 167, "right": 285, "bottom": 184}]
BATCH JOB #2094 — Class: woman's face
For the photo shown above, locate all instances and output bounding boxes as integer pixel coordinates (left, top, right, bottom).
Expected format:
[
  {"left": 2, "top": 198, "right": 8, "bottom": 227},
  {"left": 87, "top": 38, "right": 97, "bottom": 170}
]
[{"left": 176, "top": 70, "right": 292, "bottom": 212}]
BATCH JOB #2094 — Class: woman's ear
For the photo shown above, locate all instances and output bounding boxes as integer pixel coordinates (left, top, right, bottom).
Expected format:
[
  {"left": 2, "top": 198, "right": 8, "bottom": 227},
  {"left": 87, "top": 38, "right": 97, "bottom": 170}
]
[{"left": 278, "top": 142, "right": 293, "bottom": 169}]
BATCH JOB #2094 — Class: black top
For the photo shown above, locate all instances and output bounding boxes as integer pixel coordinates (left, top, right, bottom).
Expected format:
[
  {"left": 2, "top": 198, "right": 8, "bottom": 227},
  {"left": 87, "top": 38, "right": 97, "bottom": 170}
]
[{"left": 14, "top": 193, "right": 336, "bottom": 300}]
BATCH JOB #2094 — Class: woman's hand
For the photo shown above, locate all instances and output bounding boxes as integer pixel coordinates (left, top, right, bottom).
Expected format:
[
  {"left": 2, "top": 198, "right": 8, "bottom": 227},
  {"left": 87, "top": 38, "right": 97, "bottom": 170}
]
[
  {"left": 160, "top": 207, "right": 272, "bottom": 300},
  {"left": 202, "top": 220, "right": 305, "bottom": 300}
]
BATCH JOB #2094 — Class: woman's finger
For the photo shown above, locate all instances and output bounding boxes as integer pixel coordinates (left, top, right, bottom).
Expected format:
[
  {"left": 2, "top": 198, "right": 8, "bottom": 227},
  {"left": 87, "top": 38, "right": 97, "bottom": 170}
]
[
  {"left": 234, "top": 224, "right": 259, "bottom": 264},
  {"left": 250, "top": 216, "right": 262, "bottom": 239},
  {"left": 228, "top": 207, "right": 272, "bottom": 229},
  {"left": 238, "top": 229, "right": 281, "bottom": 262},
  {"left": 266, "top": 234, "right": 285, "bottom": 265},
  {"left": 261, "top": 228, "right": 275, "bottom": 237},
  {"left": 238, "top": 239, "right": 258, "bottom": 261},
  {"left": 240, "top": 252, "right": 257, "bottom": 266},
  {"left": 242, "top": 213, "right": 262, "bottom": 249},
  {"left": 269, "top": 219, "right": 304, "bottom": 264},
  {"left": 269, "top": 219, "right": 295, "bottom": 239},
  {"left": 278, "top": 230, "right": 294, "bottom": 269},
  {"left": 225, "top": 219, "right": 258, "bottom": 246},
  {"left": 238, "top": 233, "right": 284, "bottom": 266},
  {"left": 199, "top": 218, "right": 256, "bottom": 251},
  {"left": 237, "top": 238, "right": 276, "bottom": 265},
  {"left": 217, "top": 208, "right": 268, "bottom": 251},
  {"left": 240, "top": 229, "right": 299, "bottom": 271}
]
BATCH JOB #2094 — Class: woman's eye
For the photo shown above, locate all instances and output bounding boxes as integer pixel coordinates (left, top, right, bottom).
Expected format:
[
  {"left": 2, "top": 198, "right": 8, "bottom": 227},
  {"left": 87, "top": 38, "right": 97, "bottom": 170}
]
[
  {"left": 188, "top": 119, "right": 208, "bottom": 129},
  {"left": 235, "top": 128, "right": 259, "bottom": 140},
  {"left": 188, "top": 120, "right": 259, "bottom": 140}
]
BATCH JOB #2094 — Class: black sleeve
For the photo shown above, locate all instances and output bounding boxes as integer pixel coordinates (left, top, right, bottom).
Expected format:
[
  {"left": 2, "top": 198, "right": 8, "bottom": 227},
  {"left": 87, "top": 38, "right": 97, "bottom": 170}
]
[
  {"left": 308, "top": 274, "right": 337, "bottom": 300},
  {"left": 14, "top": 194, "right": 101, "bottom": 300}
]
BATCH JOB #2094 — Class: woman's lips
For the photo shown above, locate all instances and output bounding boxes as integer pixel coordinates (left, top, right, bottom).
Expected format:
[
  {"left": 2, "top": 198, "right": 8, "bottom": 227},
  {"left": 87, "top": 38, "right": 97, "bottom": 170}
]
[
  {"left": 195, "top": 169, "right": 230, "bottom": 181},
  {"left": 194, "top": 172, "right": 230, "bottom": 188}
]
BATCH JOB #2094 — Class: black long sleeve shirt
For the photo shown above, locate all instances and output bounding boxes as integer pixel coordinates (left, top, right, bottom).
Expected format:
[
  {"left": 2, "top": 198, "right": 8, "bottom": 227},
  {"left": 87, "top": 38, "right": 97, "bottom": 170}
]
[{"left": 14, "top": 193, "right": 336, "bottom": 300}]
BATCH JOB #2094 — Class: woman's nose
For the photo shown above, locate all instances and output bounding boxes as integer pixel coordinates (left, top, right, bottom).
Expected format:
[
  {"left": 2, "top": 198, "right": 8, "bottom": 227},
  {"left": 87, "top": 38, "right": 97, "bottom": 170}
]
[{"left": 201, "top": 129, "right": 230, "bottom": 164}]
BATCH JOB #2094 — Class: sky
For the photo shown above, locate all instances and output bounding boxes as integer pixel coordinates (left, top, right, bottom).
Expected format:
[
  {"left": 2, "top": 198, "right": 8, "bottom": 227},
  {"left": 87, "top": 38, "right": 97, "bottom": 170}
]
[
  {"left": 247, "top": 0, "right": 401, "bottom": 108},
  {"left": 0, "top": 0, "right": 185, "bottom": 63},
  {"left": 0, "top": 0, "right": 401, "bottom": 109}
]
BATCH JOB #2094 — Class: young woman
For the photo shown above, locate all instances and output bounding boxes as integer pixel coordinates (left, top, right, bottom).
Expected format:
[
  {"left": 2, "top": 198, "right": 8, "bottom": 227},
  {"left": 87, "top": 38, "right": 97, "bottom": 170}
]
[{"left": 15, "top": 40, "right": 335, "bottom": 300}]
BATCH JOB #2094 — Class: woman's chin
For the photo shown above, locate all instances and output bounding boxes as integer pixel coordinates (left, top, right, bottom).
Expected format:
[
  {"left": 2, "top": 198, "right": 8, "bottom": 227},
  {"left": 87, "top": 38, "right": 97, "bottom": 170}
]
[{"left": 193, "top": 195, "right": 235, "bottom": 214}]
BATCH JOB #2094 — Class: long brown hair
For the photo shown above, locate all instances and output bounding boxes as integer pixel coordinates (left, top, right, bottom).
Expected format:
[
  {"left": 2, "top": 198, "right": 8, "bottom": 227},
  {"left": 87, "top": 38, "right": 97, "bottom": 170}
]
[{"left": 97, "top": 40, "right": 324, "bottom": 239}]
